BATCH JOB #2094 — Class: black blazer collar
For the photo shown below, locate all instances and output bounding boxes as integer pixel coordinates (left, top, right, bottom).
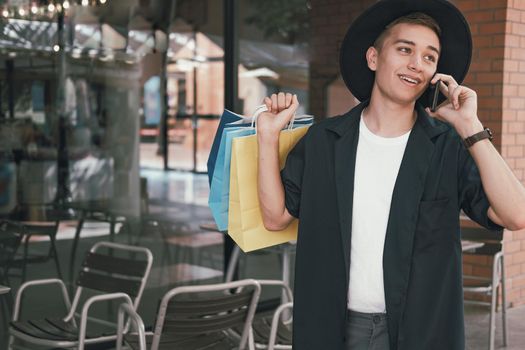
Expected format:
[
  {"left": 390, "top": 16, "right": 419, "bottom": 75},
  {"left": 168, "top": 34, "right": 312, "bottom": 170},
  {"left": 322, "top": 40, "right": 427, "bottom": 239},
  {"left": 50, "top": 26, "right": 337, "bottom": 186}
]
[{"left": 326, "top": 101, "right": 450, "bottom": 140}]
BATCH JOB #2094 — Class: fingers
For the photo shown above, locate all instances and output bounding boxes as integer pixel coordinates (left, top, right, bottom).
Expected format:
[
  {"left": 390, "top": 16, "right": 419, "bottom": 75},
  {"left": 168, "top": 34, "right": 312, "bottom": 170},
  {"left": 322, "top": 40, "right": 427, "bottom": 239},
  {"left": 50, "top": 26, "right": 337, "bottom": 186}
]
[
  {"left": 263, "top": 97, "right": 272, "bottom": 112},
  {"left": 424, "top": 107, "right": 446, "bottom": 122},
  {"left": 275, "top": 94, "right": 300, "bottom": 125},
  {"left": 287, "top": 94, "right": 299, "bottom": 114},
  {"left": 437, "top": 81, "right": 448, "bottom": 97},
  {"left": 431, "top": 73, "right": 457, "bottom": 86},
  {"left": 450, "top": 86, "right": 463, "bottom": 110},
  {"left": 285, "top": 93, "right": 293, "bottom": 108},
  {"left": 277, "top": 92, "right": 286, "bottom": 111},
  {"left": 271, "top": 94, "right": 278, "bottom": 113},
  {"left": 265, "top": 92, "right": 297, "bottom": 114},
  {"left": 432, "top": 74, "right": 459, "bottom": 97}
]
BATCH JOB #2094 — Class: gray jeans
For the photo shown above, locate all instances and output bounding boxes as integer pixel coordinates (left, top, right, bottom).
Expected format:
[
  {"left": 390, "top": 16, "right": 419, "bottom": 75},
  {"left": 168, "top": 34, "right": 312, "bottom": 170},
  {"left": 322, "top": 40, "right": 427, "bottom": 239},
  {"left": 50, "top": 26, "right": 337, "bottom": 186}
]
[{"left": 345, "top": 310, "right": 390, "bottom": 350}]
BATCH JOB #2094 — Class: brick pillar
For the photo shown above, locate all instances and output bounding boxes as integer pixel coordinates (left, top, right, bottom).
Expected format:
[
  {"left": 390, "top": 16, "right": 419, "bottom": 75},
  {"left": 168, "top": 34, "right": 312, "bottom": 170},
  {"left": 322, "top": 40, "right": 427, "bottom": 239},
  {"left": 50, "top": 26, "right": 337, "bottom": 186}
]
[
  {"left": 498, "top": 0, "right": 525, "bottom": 307},
  {"left": 456, "top": 0, "right": 525, "bottom": 308},
  {"left": 309, "top": 0, "right": 525, "bottom": 306},
  {"left": 453, "top": 0, "right": 507, "bottom": 303}
]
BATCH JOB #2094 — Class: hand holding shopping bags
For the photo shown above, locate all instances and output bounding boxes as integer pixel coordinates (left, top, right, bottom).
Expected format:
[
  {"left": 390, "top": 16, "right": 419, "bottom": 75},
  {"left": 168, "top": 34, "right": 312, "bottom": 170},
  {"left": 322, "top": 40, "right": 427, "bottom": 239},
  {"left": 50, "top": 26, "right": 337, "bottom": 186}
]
[
  {"left": 228, "top": 93, "right": 310, "bottom": 252},
  {"left": 207, "top": 93, "right": 311, "bottom": 252}
]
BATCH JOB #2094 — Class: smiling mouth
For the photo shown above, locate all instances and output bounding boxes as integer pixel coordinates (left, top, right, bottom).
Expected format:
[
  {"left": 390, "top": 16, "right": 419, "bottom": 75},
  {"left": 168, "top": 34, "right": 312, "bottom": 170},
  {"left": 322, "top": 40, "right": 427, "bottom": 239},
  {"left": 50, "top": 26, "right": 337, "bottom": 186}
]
[{"left": 398, "top": 75, "right": 421, "bottom": 86}]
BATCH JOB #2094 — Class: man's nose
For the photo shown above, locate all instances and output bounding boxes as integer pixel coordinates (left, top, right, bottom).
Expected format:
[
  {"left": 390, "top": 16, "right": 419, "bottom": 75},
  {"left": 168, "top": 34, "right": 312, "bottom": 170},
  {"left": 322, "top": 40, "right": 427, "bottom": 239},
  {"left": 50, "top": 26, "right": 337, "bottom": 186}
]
[{"left": 408, "top": 55, "right": 423, "bottom": 72}]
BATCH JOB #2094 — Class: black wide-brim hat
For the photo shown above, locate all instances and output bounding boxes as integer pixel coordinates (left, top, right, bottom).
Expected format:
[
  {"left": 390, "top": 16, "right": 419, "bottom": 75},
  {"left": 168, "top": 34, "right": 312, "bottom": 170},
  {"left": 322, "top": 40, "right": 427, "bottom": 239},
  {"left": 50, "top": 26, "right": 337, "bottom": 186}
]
[{"left": 339, "top": 0, "right": 472, "bottom": 107}]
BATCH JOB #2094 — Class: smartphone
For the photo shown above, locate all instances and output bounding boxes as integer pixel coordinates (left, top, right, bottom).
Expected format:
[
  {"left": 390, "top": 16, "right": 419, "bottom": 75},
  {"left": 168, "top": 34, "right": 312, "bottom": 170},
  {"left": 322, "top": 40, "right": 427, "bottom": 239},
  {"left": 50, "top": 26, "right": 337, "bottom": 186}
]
[{"left": 429, "top": 80, "right": 441, "bottom": 112}]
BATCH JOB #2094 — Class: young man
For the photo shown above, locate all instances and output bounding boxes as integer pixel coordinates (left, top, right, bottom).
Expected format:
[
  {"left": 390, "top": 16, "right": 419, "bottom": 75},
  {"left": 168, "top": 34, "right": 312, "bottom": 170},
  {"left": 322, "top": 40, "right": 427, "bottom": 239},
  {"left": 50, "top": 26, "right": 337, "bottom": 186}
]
[{"left": 256, "top": 0, "right": 525, "bottom": 349}]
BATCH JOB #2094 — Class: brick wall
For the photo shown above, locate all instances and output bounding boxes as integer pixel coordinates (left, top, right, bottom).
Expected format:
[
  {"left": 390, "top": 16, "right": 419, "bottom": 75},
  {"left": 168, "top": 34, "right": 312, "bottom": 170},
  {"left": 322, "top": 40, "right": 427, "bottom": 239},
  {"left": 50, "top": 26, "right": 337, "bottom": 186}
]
[
  {"left": 455, "top": 0, "right": 507, "bottom": 304},
  {"left": 309, "top": 0, "right": 376, "bottom": 120},
  {"left": 309, "top": 0, "right": 525, "bottom": 307},
  {"left": 500, "top": 0, "right": 525, "bottom": 307}
]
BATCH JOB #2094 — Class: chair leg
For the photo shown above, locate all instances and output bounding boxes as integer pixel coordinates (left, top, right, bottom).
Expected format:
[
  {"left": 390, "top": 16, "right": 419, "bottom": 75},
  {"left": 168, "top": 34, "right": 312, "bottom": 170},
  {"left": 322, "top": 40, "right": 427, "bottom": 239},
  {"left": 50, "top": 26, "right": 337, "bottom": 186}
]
[
  {"left": 1, "top": 295, "right": 9, "bottom": 334},
  {"left": 49, "top": 235, "right": 63, "bottom": 280},
  {"left": 110, "top": 217, "right": 116, "bottom": 242},
  {"left": 501, "top": 255, "right": 508, "bottom": 347},
  {"left": 488, "top": 264, "right": 499, "bottom": 350},
  {"left": 69, "top": 214, "right": 85, "bottom": 287},
  {"left": 159, "top": 223, "right": 174, "bottom": 264},
  {"left": 7, "top": 334, "right": 14, "bottom": 350},
  {"left": 225, "top": 246, "right": 240, "bottom": 283},
  {"left": 21, "top": 234, "right": 31, "bottom": 283}
]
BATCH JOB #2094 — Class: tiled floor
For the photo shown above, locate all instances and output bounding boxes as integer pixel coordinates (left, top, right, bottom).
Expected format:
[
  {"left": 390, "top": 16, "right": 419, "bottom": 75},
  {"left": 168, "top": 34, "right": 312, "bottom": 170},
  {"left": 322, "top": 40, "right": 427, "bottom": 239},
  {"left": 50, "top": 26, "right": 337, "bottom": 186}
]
[{"left": 1, "top": 169, "right": 524, "bottom": 349}]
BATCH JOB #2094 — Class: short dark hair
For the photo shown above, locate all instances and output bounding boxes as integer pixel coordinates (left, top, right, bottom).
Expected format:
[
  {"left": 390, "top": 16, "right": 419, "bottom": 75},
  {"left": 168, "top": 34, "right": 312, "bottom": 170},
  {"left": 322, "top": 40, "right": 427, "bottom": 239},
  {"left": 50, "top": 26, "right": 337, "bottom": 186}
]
[{"left": 373, "top": 12, "right": 441, "bottom": 51}]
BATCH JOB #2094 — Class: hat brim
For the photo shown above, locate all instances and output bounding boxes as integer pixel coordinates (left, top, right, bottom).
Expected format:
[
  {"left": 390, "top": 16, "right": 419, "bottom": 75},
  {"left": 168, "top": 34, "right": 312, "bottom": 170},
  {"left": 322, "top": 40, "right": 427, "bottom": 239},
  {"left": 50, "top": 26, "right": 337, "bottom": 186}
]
[{"left": 339, "top": 0, "right": 472, "bottom": 108}]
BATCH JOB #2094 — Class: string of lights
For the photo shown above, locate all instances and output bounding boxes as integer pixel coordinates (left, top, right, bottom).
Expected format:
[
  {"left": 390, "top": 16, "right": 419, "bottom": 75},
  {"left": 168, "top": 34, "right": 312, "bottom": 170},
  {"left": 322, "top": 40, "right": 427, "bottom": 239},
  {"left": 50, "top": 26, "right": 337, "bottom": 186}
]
[{"left": 0, "top": 0, "right": 109, "bottom": 20}]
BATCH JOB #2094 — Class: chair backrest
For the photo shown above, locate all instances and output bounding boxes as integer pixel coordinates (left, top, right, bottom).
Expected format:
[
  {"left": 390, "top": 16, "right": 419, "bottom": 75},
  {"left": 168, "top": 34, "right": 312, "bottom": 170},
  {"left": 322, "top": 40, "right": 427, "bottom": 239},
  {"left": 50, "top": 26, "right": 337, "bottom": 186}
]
[
  {"left": 461, "top": 226, "right": 503, "bottom": 256},
  {"left": 71, "top": 241, "right": 153, "bottom": 312},
  {"left": 20, "top": 221, "right": 59, "bottom": 237},
  {"left": 151, "top": 279, "right": 261, "bottom": 350}
]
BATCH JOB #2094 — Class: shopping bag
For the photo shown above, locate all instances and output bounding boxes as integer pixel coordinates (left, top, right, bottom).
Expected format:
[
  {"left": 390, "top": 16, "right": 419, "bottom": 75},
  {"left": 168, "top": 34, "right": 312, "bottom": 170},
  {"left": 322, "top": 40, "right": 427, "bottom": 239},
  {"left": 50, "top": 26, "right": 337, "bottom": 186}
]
[
  {"left": 207, "top": 105, "right": 313, "bottom": 231},
  {"left": 208, "top": 127, "right": 255, "bottom": 231},
  {"left": 207, "top": 108, "right": 264, "bottom": 185},
  {"left": 228, "top": 125, "right": 310, "bottom": 252}
]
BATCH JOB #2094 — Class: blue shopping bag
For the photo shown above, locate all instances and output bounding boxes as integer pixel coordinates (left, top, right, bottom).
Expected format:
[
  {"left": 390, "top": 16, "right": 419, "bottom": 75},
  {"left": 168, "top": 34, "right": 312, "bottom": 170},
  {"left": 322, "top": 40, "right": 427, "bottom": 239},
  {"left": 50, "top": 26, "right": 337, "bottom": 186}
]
[
  {"left": 209, "top": 127, "right": 255, "bottom": 231},
  {"left": 207, "top": 110, "right": 254, "bottom": 186}
]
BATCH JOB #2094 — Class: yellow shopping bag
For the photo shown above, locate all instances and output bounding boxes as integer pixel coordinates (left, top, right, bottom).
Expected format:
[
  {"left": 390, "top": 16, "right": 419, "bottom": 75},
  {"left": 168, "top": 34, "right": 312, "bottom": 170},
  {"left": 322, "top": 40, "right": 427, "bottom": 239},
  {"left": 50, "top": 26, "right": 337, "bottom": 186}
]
[{"left": 228, "top": 126, "right": 309, "bottom": 252}]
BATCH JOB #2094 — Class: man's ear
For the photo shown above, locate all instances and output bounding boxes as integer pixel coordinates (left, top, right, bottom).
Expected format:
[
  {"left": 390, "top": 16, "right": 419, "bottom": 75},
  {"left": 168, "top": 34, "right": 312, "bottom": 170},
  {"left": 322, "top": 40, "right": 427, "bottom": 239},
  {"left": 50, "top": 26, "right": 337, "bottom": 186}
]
[{"left": 366, "top": 46, "right": 378, "bottom": 71}]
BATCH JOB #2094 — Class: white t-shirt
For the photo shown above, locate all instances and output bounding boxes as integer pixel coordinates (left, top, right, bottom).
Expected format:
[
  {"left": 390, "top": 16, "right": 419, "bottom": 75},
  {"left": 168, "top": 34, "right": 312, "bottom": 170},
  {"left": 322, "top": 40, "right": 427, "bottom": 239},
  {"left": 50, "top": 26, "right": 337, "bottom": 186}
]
[{"left": 347, "top": 114, "right": 411, "bottom": 313}]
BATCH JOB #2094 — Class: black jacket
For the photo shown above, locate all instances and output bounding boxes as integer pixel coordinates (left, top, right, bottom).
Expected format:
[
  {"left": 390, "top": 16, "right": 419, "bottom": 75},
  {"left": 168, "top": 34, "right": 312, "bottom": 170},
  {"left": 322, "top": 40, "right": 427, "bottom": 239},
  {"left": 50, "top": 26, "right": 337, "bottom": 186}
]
[{"left": 281, "top": 101, "right": 502, "bottom": 350}]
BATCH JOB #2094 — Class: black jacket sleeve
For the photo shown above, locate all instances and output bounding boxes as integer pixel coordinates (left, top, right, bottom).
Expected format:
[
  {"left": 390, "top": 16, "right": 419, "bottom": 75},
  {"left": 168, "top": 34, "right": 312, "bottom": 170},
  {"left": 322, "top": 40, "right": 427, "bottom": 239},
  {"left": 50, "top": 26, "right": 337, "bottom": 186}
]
[
  {"left": 458, "top": 144, "right": 504, "bottom": 231},
  {"left": 280, "top": 132, "right": 308, "bottom": 219}
]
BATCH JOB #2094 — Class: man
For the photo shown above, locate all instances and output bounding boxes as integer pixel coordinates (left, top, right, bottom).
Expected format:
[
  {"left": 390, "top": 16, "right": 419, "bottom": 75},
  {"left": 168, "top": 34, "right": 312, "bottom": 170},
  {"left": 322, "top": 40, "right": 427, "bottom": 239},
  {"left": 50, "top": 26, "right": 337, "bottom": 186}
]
[{"left": 256, "top": 0, "right": 525, "bottom": 349}]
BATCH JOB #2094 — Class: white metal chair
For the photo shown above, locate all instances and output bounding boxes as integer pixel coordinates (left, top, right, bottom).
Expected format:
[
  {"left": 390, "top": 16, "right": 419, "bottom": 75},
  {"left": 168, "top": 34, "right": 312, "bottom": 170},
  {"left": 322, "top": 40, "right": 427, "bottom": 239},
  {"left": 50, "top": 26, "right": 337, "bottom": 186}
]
[
  {"left": 248, "top": 280, "right": 293, "bottom": 350},
  {"left": 462, "top": 227, "right": 507, "bottom": 350},
  {"left": 116, "top": 278, "right": 262, "bottom": 350},
  {"left": 8, "top": 241, "right": 153, "bottom": 350}
]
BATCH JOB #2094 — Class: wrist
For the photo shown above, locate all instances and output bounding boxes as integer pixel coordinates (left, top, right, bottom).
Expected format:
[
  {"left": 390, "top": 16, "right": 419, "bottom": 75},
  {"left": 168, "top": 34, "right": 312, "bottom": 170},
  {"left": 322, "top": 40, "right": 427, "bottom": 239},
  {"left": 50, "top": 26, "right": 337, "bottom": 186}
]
[
  {"left": 456, "top": 118, "right": 484, "bottom": 139},
  {"left": 257, "top": 131, "right": 280, "bottom": 145}
]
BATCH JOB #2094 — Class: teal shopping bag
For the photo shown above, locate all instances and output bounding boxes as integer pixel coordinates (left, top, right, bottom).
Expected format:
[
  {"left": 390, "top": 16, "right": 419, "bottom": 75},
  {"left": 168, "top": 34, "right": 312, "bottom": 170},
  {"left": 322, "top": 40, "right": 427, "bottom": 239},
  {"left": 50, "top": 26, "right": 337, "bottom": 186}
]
[
  {"left": 209, "top": 127, "right": 255, "bottom": 231},
  {"left": 207, "top": 109, "right": 263, "bottom": 186}
]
